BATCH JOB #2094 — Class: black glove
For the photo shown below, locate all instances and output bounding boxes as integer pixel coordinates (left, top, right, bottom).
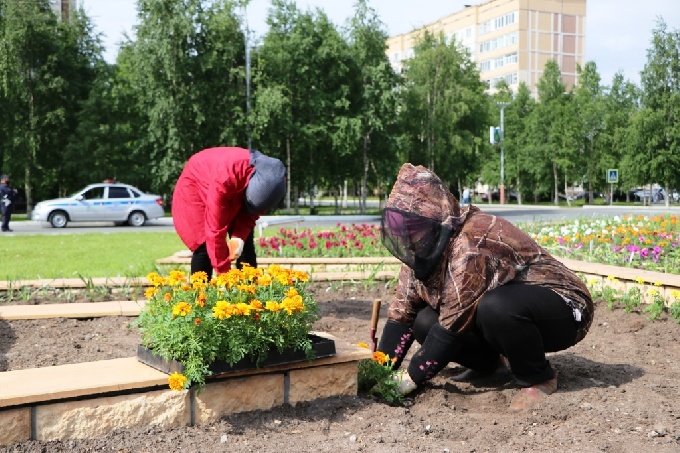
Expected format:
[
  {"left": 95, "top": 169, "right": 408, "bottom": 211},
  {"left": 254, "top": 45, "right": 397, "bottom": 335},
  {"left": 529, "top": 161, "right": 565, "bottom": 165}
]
[
  {"left": 407, "top": 322, "right": 462, "bottom": 385},
  {"left": 377, "top": 320, "right": 415, "bottom": 370}
]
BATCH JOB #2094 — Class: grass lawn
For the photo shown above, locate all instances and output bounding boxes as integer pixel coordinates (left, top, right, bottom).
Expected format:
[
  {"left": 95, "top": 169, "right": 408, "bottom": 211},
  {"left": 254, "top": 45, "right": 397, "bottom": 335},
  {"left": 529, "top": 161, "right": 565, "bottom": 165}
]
[{"left": 1, "top": 232, "right": 185, "bottom": 280}]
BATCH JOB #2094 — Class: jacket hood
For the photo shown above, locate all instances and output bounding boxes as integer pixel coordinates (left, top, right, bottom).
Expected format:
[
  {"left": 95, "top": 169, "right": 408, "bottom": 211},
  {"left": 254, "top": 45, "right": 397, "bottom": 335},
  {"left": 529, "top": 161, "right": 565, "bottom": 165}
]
[{"left": 386, "top": 163, "right": 474, "bottom": 231}]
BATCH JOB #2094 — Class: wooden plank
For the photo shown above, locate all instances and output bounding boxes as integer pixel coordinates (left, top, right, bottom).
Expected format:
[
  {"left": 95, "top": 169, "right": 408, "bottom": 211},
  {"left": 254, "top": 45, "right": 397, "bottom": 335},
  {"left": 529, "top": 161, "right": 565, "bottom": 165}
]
[
  {"left": 0, "top": 300, "right": 146, "bottom": 320},
  {"left": 0, "top": 334, "right": 371, "bottom": 408}
]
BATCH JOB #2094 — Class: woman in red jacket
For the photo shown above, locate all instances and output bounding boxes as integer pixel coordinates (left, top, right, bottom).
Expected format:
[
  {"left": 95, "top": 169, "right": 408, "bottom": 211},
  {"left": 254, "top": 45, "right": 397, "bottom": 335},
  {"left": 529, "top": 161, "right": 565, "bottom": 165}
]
[{"left": 172, "top": 147, "right": 286, "bottom": 276}]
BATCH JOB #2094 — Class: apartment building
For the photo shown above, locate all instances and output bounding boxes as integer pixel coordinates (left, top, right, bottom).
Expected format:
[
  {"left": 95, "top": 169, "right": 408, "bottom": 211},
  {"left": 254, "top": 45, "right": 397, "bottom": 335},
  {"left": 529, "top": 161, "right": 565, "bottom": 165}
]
[{"left": 386, "top": 0, "right": 587, "bottom": 95}]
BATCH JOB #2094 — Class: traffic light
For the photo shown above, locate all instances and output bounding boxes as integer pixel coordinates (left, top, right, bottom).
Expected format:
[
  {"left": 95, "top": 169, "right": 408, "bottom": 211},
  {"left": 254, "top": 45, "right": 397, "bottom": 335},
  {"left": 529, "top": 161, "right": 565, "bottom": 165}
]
[{"left": 489, "top": 126, "right": 502, "bottom": 145}]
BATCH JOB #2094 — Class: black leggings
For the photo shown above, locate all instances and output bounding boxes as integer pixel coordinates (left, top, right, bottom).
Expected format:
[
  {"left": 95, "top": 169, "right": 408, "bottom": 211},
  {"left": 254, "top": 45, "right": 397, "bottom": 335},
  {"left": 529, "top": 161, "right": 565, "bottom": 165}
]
[
  {"left": 191, "top": 230, "right": 257, "bottom": 276},
  {"left": 414, "top": 283, "right": 578, "bottom": 386}
]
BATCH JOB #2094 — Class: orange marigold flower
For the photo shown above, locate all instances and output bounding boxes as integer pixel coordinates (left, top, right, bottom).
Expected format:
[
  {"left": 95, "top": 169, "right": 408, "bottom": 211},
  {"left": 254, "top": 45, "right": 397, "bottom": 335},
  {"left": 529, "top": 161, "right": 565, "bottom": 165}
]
[
  {"left": 194, "top": 317, "right": 202, "bottom": 326},
  {"left": 191, "top": 271, "right": 209, "bottom": 285},
  {"left": 240, "top": 264, "right": 260, "bottom": 281},
  {"left": 144, "top": 287, "right": 158, "bottom": 300},
  {"left": 163, "top": 292, "right": 173, "bottom": 302},
  {"left": 168, "top": 372, "right": 188, "bottom": 391},
  {"left": 213, "top": 300, "right": 233, "bottom": 320},
  {"left": 236, "top": 284, "right": 257, "bottom": 294},
  {"left": 265, "top": 300, "right": 281, "bottom": 312},
  {"left": 372, "top": 351, "right": 390, "bottom": 365},
  {"left": 168, "top": 270, "right": 187, "bottom": 286},
  {"left": 195, "top": 291, "right": 207, "bottom": 307},
  {"left": 172, "top": 302, "right": 192, "bottom": 317},
  {"left": 292, "top": 270, "right": 309, "bottom": 282},
  {"left": 281, "top": 295, "right": 304, "bottom": 315},
  {"left": 234, "top": 302, "right": 253, "bottom": 316}
]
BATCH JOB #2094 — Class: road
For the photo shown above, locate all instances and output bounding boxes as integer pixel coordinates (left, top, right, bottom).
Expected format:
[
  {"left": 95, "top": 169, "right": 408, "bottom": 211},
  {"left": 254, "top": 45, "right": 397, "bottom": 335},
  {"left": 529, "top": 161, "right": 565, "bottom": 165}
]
[{"left": 5, "top": 204, "right": 680, "bottom": 236}]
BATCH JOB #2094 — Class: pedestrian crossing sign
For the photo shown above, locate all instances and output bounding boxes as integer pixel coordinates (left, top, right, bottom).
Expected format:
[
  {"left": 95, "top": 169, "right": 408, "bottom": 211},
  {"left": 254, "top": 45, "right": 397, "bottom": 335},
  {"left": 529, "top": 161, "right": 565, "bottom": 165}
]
[{"left": 607, "top": 169, "right": 619, "bottom": 184}]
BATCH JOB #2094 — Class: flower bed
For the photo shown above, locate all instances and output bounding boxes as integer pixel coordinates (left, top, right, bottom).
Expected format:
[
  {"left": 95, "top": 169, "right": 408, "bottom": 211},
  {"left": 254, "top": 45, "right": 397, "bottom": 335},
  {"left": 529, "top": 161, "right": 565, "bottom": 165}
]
[
  {"left": 135, "top": 265, "right": 320, "bottom": 390},
  {"left": 523, "top": 214, "right": 680, "bottom": 272}
]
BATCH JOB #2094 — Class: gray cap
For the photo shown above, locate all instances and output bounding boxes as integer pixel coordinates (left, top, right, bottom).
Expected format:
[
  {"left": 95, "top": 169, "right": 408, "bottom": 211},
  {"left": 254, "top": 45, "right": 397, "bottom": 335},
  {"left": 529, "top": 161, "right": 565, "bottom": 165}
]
[{"left": 244, "top": 150, "right": 286, "bottom": 214}]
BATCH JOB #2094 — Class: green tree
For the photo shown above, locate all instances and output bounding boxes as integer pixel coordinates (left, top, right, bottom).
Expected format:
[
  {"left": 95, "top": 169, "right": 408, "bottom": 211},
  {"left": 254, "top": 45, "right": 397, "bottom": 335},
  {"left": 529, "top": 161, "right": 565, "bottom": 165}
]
[
  {"left": 125, "top": 0, "right": 247, "bottom": 194},
  {"left": 0, "top": 0, "right": 101, "bottom": 210},
  {"left": 344, "top": 0, "right": 399, "bottom": 213},
  {"left": 572, "top": 61, "right": 605, "bottom": 203},
  {"left": 528, "top": 60, "right": 573, "bottom": 204},
  {"left": 638, "top": 19, "right": 680, "bottom": 202},
  {"left": 399, "top": 31, "right": 489, "bottom": 191},
  {"left": 257, "top": 1, "right": 354, "bottom": 213},
  {"left": 500, "top": 82, "right": 536, "bottom": 204},
  {"left": 602, "top": 72, "right": 639, "bottom": 201}
]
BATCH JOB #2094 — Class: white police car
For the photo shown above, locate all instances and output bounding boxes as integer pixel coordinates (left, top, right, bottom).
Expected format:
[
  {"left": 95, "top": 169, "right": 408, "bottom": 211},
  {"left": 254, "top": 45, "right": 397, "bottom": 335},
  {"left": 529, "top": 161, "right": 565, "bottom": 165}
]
[{"left": 32, "top": 182, "right": 165, "bottom": 228}]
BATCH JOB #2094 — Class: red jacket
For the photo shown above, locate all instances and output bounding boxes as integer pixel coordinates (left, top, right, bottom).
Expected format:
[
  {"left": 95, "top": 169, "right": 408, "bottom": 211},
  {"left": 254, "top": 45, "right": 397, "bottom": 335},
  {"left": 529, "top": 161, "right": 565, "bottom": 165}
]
[{"left": 172, "top": 147, "right": 258, "bottom": 274}]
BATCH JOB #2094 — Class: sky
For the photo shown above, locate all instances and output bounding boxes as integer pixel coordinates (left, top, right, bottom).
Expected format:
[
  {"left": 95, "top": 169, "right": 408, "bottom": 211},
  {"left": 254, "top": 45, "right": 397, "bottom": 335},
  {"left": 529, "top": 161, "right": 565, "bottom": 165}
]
[{"left": 81, "top": 0, "right": 680, "bottom": 87}]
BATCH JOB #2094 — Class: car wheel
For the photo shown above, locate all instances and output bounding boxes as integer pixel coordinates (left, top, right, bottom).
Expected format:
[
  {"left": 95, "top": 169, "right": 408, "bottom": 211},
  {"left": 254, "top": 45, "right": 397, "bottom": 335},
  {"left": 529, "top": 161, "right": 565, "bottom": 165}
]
[
  {"left": 49, "top": 211, "right": 68, "bottom": 228},
  {"left": 128, "top": 211, "right": 146, "bottom": 227}
]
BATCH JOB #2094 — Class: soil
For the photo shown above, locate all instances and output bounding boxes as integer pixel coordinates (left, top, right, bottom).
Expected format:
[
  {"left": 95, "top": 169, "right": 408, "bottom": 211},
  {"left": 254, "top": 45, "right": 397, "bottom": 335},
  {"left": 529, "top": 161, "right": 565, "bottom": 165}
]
[{"left": 2, "top": 282, "right": 680, "bottom": 453}]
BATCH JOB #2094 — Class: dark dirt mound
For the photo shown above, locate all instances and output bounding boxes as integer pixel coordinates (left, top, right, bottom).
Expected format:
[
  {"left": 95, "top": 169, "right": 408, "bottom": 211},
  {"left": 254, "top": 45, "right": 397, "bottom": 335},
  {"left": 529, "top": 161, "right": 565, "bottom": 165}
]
[{"left": 2, "top": 282, "right": 680, "bottom": 452}]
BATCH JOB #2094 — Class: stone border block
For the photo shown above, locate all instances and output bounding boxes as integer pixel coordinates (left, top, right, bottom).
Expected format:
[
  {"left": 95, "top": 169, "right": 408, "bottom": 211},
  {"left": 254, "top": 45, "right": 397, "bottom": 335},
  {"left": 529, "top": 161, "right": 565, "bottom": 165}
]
[
  {"left": 0, "top": 407, "right": 30, "bottom": 446},
  {"left": 195, "top": 373, "right": 284, "bottom": 425},
  {"left": 288, "top": 362, "right": 359, "bottom": 405},
  {"left": 35, "top": 389, "right": 190, "bottom": 441}
]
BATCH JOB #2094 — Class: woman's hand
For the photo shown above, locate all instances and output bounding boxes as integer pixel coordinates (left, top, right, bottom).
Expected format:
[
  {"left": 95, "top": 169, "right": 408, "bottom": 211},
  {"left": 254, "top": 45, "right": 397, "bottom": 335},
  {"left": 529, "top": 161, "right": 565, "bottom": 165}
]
[
  {"left": 228, "top": 237, "right": 244, "bottom": 261},
  {"left": 392, "top": 370, "right": 418, "bottom": 395}
]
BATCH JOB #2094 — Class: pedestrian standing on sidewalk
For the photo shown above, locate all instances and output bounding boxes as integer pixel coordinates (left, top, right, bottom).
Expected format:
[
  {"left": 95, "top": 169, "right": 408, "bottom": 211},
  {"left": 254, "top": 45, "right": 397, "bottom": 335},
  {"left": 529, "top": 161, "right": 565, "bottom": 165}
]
[
  {"left": 0, "top": 175, "right": 17, "bottom": 232},
  {"left": 462, "top": 186, "right": 471, "bottom": 206}
]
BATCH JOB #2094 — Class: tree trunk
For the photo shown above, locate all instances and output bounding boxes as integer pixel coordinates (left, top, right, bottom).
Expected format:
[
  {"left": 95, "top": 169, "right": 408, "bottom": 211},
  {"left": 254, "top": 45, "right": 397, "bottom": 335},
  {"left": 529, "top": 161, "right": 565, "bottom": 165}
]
[
  {"left": 552, "top": 162, "right": 559, "bottom": 205},
  {"left": 361, "top": 132, "right": 370, "bottom": 215}
]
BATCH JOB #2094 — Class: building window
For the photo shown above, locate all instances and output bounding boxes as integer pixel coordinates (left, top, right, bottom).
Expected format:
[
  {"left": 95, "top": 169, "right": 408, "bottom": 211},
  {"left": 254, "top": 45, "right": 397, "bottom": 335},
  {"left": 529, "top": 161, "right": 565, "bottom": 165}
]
[
  {"left": 479, "top": 60, "right": 491, "bottom": 72},
  {"left": 478, "top": 32, "right": 518, "bottom": 55},
  {"left": 505, "top": 52, "right": 518, "bottom": 65},
  {"left": 491, "top": 72, "right": 518, "bottom": 87}
]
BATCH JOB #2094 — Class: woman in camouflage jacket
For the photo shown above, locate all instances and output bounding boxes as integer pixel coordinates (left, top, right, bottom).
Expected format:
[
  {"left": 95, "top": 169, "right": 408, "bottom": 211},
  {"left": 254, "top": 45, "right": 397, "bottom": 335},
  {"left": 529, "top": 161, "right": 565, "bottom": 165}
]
[{"left": 377, "top": 163, "right": 593, "bottom": 412}]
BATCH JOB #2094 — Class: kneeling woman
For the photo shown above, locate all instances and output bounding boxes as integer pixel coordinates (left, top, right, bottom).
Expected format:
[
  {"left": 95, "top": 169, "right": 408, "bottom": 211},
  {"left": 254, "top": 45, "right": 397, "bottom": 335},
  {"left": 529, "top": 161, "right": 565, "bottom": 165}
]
[{"left": 377, "top": 164, "right": 593, "bottom": 412}]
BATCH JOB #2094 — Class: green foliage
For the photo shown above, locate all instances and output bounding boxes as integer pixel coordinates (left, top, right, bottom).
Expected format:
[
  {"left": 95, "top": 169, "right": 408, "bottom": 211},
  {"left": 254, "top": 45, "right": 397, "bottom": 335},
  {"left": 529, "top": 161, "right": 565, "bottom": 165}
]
[
  {"left": 643, "top": 290, "right": 667, "bottom": 320},
  {"left": 357, "top": 351, "right": 404, "bottom": 404},
  {"left": 125, "top": 0, "right": 248, "bottom": 194},
  {"left": 621, "top": 286, "right": 642, "bottom": 313},
  {"left": 1, "top": 4, "right": 680, "bottom": 214},
  {"left": 399, "top": 30, "right": 490, "bottom": 183},
  {"left": 670, "top": 301, "right": 680, "bottom": 324},
  {"left": 134, "top": 266, "right": 320, "bottom": 390}
]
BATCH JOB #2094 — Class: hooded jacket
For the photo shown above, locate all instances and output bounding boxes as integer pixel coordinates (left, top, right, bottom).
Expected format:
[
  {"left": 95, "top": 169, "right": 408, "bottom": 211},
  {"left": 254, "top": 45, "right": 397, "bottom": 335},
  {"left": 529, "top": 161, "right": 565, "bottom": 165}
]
[
  {"left": 171, "top": 147, "right": 258, "bottom": 274},
  {"left": 385, "top": 164, "right": 593, "bottom": 343}
]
